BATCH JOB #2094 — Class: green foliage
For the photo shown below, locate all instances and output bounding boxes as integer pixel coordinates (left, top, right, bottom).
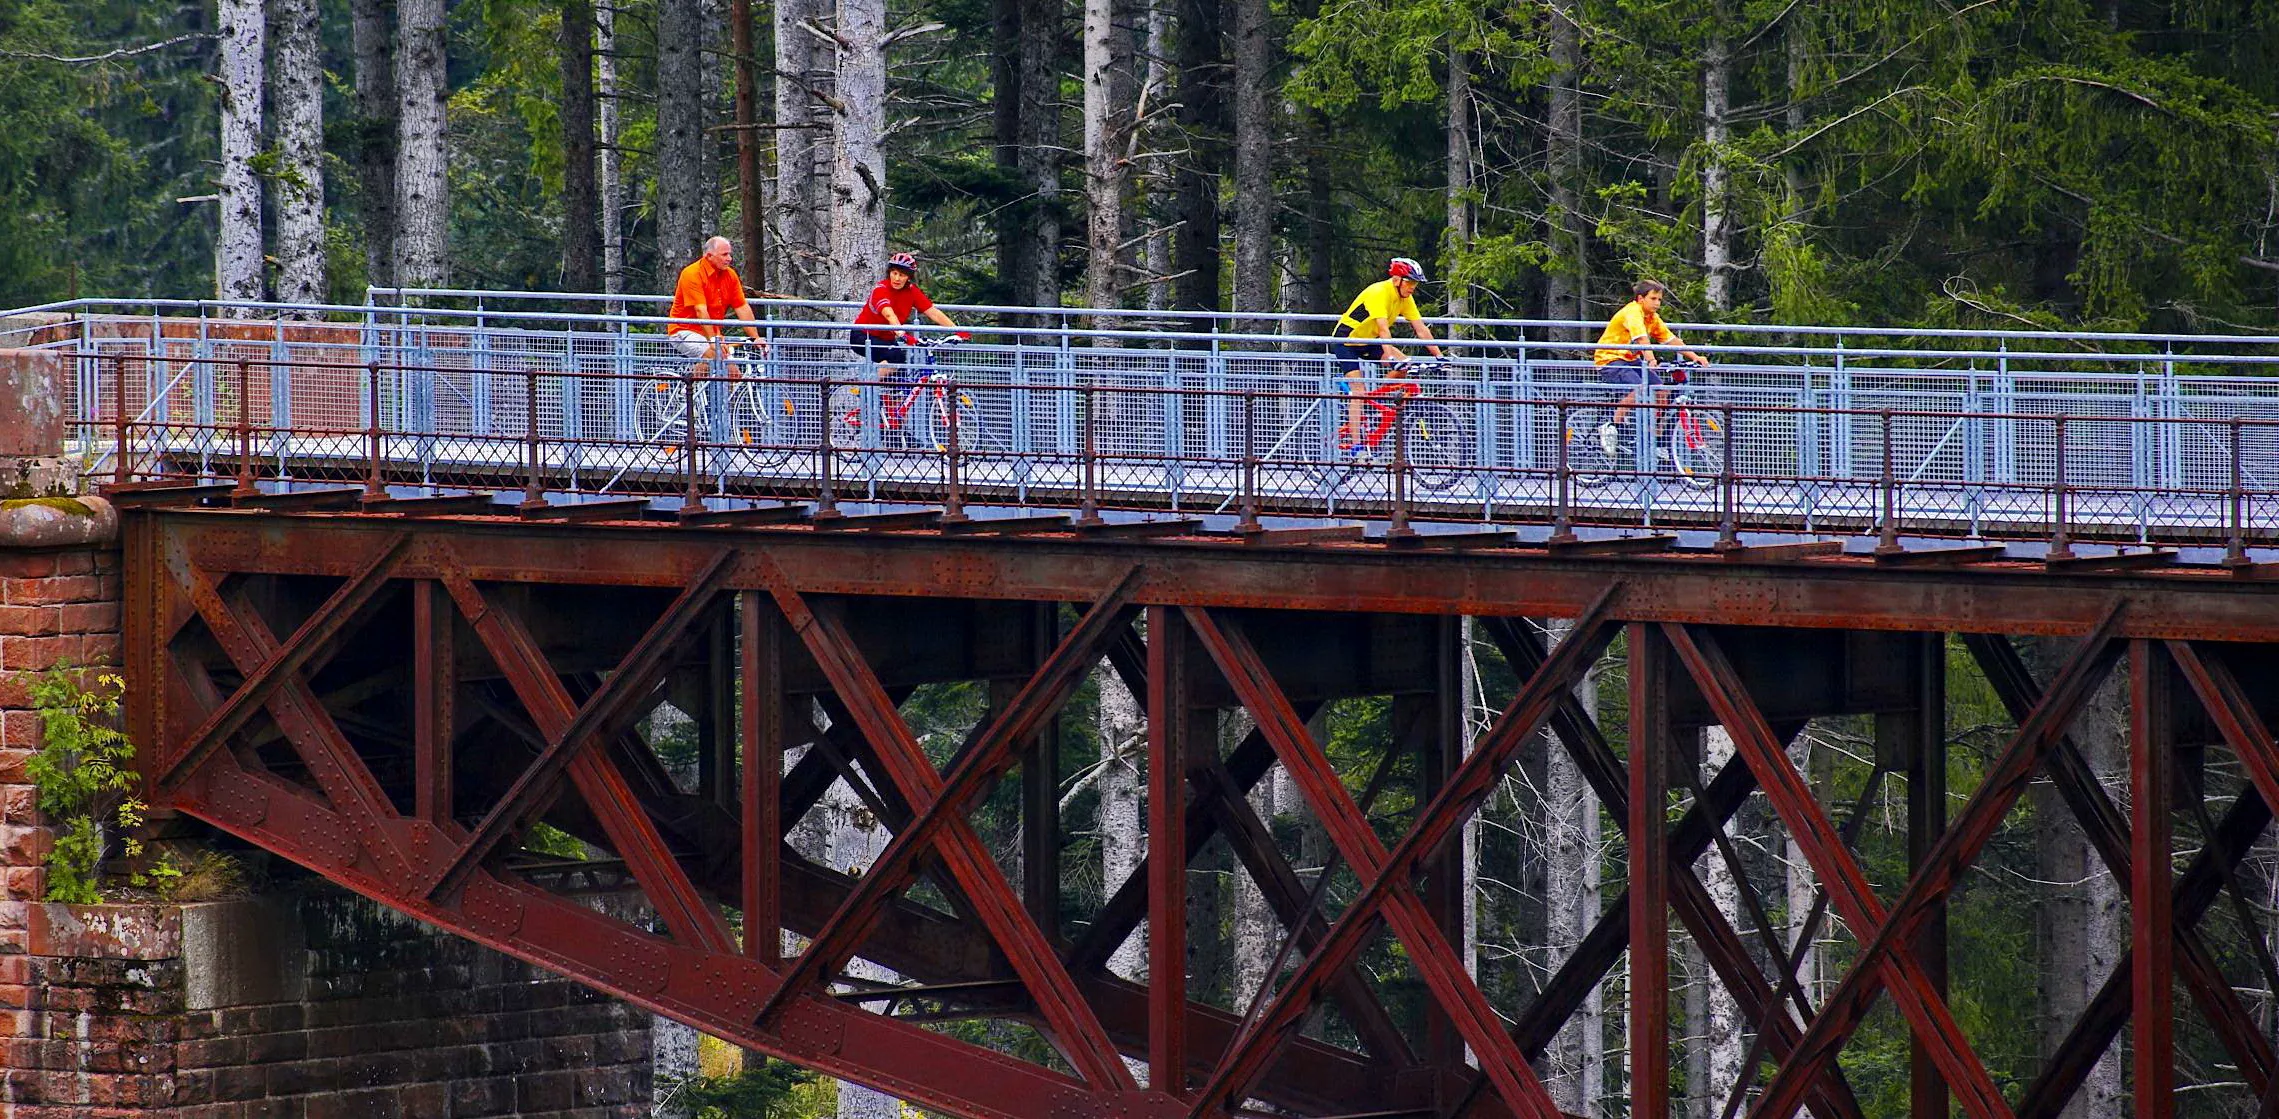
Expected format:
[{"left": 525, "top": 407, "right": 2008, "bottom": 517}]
[
  {"left": 667, "top": 1058, "right": 821, "bottom": 1119},
  {"left": 23, "top": 667, "right": 141, "bottom": 904}
]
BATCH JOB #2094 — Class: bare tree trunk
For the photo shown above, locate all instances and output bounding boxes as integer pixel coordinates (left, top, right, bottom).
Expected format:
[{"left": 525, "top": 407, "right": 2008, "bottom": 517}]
[
  {"left": 827, "top": 0, "right": 888, "bottom": 302},
  {"left": 1098, "top": 664, "right": 1147, "bottom": 981},
  {"left": 561, "top": 0, "right": 603, "bottom": 292},
  {"left": 2024, "top": 638, "right": 2126, "bottom": 1119},
  {"left": 1443, "top": 44, "right": 1472, "bottom": 324},
  {"left": 1139, "top": 0, "right": 1172, "bottom": 313},
  {"left": 217, "top": 0, "right": 265, "bottom": 306},
  {"left": 350, "top": 0, "right": 397, "bottom": 290},
  {"left": 599, "top": 0, "right": 626, "bottom": 300},
  {"left": 1701, "top": 16, "right": 1732, "bottom": 314},
  {"left": 1544, "top": 0, "right": 1585, "bottom": 327},
  {"left": 393, "top": 0, "right": 450, "bottom": 287},
  {"left": 1693, "top": 728, "right": 1745, "bottom": 1117},
  {"left": 656, "top": 0, "right": 706, "bottom": 282},
  {"left": 1172, "top": 0, "right": 1222, "bottom": 313},
  {"left": 1015, "top": 0, "right": 1064, "bottom": 308},
  {"left": 1543, "top": 619, "right": 1603, "bottom": 1116},
  {"left": 774, "top": 0, "right": 824, "bottom": 295},
  {"left": 272, "top": 0, "right": 325, "bottom": 309},
  {"left": 731, "top": 0, "right": 764, "bottom": 291},
  {"left": 1082, "top": 0, "right": 1132, "bottom": 316},
  {"left": 1228, "top": 0, "right": 1270, "bottom": 334}
]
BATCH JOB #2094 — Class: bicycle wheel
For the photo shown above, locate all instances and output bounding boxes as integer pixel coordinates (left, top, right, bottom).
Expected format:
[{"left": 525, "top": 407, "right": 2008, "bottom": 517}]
[
  {"left": 1563, "top": 413, "right": 1614, "bottom": 488},
  {"left": 1668, "top": 406, "right": 1725, "bottom": 490},
  {"left": 917, "top": 384, "right": 996, "bottom": 454},
  {"left": 727, "top": 383, "right": 796, "bottom": 468},
  {"left": 827, "top": 383, "right": 867, "bottom": 450},
  {"left": 636, "top": 378, "right": 687, "bottom": 449},
  {"left": 1398, "top": 401, "right": 1468, "bottom": 492}
]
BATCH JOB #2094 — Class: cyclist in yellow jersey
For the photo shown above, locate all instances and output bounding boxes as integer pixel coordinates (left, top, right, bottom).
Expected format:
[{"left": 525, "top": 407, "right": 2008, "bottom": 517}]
[
  {"left": 1590, "top": 279, "right": 1708, "bottom": 460},
  {"left": 1332, "top": 257, "right": 1445, "bottom": 448}
]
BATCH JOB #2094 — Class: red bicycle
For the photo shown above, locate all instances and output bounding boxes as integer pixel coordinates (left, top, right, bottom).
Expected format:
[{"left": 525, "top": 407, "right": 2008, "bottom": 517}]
[
  {"left": 1330, "top": 361, "right": 1468, "bottom": 492},
  {"left": 829, "top": 339, "right": 1000, "bottom": 452}
]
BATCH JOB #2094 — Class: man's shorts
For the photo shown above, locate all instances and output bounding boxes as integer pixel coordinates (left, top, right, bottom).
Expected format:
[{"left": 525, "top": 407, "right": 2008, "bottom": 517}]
[
  {"left": 669, "top": 329, "right": 715, "bottom": 359},
  {"left": 850, "top": 328, "right": 909, "bottom": 371},
  {"left": 1332, "top": 339, "right": 1392, "bottom": 377},
  {"left": 1595, "top": 357, "right": 1660, "bottom": 387}
]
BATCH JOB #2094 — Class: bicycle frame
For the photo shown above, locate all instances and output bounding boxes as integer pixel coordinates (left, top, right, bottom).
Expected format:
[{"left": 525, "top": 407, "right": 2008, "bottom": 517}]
[{"left": 1340, "top": 375, "right": 1424, "bottom": 451}]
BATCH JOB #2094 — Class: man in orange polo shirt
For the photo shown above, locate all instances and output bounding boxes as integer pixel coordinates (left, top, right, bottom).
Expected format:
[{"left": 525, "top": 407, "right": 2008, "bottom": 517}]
[{"left": 668, "top": 236, "right": 766, "bottom": 361}]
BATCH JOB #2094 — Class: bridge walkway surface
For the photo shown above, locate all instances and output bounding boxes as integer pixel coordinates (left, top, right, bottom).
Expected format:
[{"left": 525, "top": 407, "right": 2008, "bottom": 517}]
[{"left": 5, "top": 298, "right": 2276, "bottom": 1119}]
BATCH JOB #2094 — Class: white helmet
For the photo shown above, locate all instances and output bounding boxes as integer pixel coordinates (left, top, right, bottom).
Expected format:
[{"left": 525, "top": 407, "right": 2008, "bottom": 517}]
[{"left": 1388, "top": 257, "right": 1428, "bottom": 283}]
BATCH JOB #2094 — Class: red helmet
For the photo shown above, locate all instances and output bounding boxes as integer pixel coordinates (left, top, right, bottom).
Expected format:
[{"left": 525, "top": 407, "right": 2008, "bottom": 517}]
[
  {"left": 887, "top": 252, "right": 919, "bottom": 275},
  {"left": 1388, "top": 257, "right": 1428, "bottom": 282}
]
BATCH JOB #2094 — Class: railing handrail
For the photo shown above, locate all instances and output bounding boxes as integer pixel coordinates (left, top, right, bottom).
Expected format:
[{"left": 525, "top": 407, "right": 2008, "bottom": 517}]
[{"left": 21, "top": 296, "right": 2279, "bottom": 370}]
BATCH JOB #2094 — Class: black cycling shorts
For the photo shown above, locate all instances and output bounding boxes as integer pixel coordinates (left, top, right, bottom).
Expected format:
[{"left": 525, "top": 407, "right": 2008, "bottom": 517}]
[
  {"left": 849, "top": 328, "right": 909, "bottom": 370},
  {"left": 1332, "top": 339, "right": 1392, "bottom": 376}
]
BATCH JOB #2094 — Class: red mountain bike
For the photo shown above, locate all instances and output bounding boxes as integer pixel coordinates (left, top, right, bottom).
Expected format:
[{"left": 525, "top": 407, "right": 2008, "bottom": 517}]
[{"left": 1331, "top": 360, "right": 1470, "bottom": 492}]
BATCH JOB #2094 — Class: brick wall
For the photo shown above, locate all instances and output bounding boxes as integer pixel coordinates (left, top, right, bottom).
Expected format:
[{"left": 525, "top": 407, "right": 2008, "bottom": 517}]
[{"left": 3, "top": 889, "right": 656, "bottom": 1117}]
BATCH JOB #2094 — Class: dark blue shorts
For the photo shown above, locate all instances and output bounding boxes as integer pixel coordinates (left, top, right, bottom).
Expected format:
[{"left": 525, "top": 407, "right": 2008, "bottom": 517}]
[
  {"left": 1333, "top": 339, "right": 1392, "bottom": 376},
  {"left": 1596, "top": 358, "right": 1660, "bottom": 387},
  {"left": 850, "top": 329, "right": 909, "bottom": 370}
]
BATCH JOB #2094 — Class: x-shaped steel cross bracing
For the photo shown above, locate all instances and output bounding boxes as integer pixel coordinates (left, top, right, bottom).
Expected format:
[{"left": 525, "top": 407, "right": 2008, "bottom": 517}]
[
  {"left": 1465, "top": 617, "right": 1867, "bottom": 1119},
  {"left": 753, "top": 554, "right": 1142, "bottom": 1090},
  {"left": 164, "top": 537, "right": 415, "bottom": 882},
  {"left": 1744, "top": 605, "right": 2130, "bottom": 1119},
  {"left": 1178, "top": 592, "right": 1621, "bottom": 1119}
]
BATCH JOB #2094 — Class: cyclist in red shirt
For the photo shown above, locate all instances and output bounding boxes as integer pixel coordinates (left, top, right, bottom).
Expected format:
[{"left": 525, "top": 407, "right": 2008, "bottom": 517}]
[{"left": 851, "top": 253, "right": 967, "bottom": 379}]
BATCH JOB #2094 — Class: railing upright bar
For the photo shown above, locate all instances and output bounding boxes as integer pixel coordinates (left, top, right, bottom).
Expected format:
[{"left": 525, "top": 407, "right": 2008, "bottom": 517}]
[
  {"left": 2049, "top": 415, "right": 2072, "bottom": 561},
  {"left": 2226, "top": 418, "right": 2247, "bottom": 565},
  {"left": 1551, "top": 402, "right": 1573, "bottom": 543},
  {"left": 1877, "top": 409, "right": 1899, "bottom": 554},
  {"left": 233, "top": 359, "right": 255, "bottom": 497},
  {"left": 1388, "top": 394, "right": 1412, "bottom": 539},
  {"left": 521, "top": 368, "right": 544, "bottom": 509},
  {"left": 943, "top": 379, "right": 966, "bottom": 522},
  {"left": 683, "top": 364, "right": 704, "bottom": 511},
  {"left": 365, "top": 362, "right": 385, "bottom": 500},
  {"left": 1238, "top": 391, "right": 1259, "bottom": 533},
  {"left": 816, "top": 374, "right": 839, "bottom": 519},
  {"left": 1077, "top": 385, "right": 1100, "bottom": 527},
  {"left": 111, "top": 356, "right": 130, "bottom": 486},
  {"left": 1717, "top": 404, "right": 1738, "bottom": 550}
]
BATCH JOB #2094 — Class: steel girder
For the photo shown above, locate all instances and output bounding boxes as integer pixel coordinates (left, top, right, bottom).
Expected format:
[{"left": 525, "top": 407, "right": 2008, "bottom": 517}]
[{"left": 124, "top": 508, "right": 2279, "bottom": 1119}]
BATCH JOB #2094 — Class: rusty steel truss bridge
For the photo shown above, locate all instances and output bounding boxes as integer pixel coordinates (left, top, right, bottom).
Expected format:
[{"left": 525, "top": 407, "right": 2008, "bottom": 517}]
[{"left": 32, "top": 295, "right": 2279, "bottom": 1119}]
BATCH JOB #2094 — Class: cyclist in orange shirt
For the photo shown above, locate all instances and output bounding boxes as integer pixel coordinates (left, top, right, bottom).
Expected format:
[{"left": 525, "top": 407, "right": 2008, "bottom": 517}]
[
  {"left": 669, "top": 236, "right": 767, "bottom": 364},
  {"left": 1590, "top": 279, "right": 1707, "bottom": 459}
]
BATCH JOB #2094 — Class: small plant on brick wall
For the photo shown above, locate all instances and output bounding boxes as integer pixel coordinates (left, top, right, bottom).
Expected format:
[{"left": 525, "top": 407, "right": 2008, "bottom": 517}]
[{"left": 25, "top": 665, "right": 146, "bottom": 904}]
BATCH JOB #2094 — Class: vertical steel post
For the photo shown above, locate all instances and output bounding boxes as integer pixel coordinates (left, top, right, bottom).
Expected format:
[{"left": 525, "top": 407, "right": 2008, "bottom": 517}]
[
  {"left": 943, "top": 379, "right": 966, "bottom": 521},
  {"left": 1147, "top": 604, "right": 1190, "bottom": 1095},
  {"left": 2130, "top": 640, "right": 2174, "bottom": 1119},
  {"left": 2050, "top": 415, "right": 2073, "bottom": 561},
  {"left": 233, "top": 359, "right": 255, "bottom": 496},
  {"left": 1628, "top": 622, "right": 1671, "bottom": 1118},
  {"left": 1552, "top": 402, "right": 1574, "bottom": 543},
  {"left": 816, "top": 374, "right": 839, "bottom": 519},
  {"left": 1717, "top": 403, "right": 1738, "bottom": 549},
  {"left": 1417, "top": 615, "right": 1467, "bottom": 1073},
  {"left": 522, "top": 367, "right": 545, "bottom": 509},
  {"left": 1389, "top": 394, "right": 1413, "bottom": 538},
  {"left": 1078, "top": 385, "right": 1101, "bottom": 526},
  {"left": 742, "top": 592, "right": 783, "bottom": 965},
  {"left": 1238, "top": 391, "right": 1260, "bottom": 533},
  {"left": 413, "top": 580, "right": 454, "bottom": 826},
  {"left": 1879, "top": 410, "right": 1900, "bottom": 554},
  {"left": 700, "top": 608, "right": 735, "bottom": 809},
  {"left": 111, "top": 356, "right": 131, "bottom": 485},
  {"left": 1021, "top": 602, "right": 1063, "bottom": 938},
  {"left": 683, "top": 364, "right": 704, "bottom": 509},
  {"left": 364, "top": 362, "right": 386, "bottom": 499},
  {"left": 2226, "top": 419, "right": 2247, "bottom": 565},
  {"left": 1895, "top": 632, "right": 1948, "bottom": 1119}
]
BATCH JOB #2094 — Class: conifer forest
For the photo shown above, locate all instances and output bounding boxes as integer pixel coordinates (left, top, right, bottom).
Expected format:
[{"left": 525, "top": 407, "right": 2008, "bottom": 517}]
[{"left": 4, "top": 0, "right": 2279, "bottom": 1115}]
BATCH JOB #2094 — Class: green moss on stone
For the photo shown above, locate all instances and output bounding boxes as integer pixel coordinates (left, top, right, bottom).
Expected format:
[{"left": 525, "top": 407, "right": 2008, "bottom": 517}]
[{"left": 1, "top": 496, "right": 95, "bottom": 517}]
